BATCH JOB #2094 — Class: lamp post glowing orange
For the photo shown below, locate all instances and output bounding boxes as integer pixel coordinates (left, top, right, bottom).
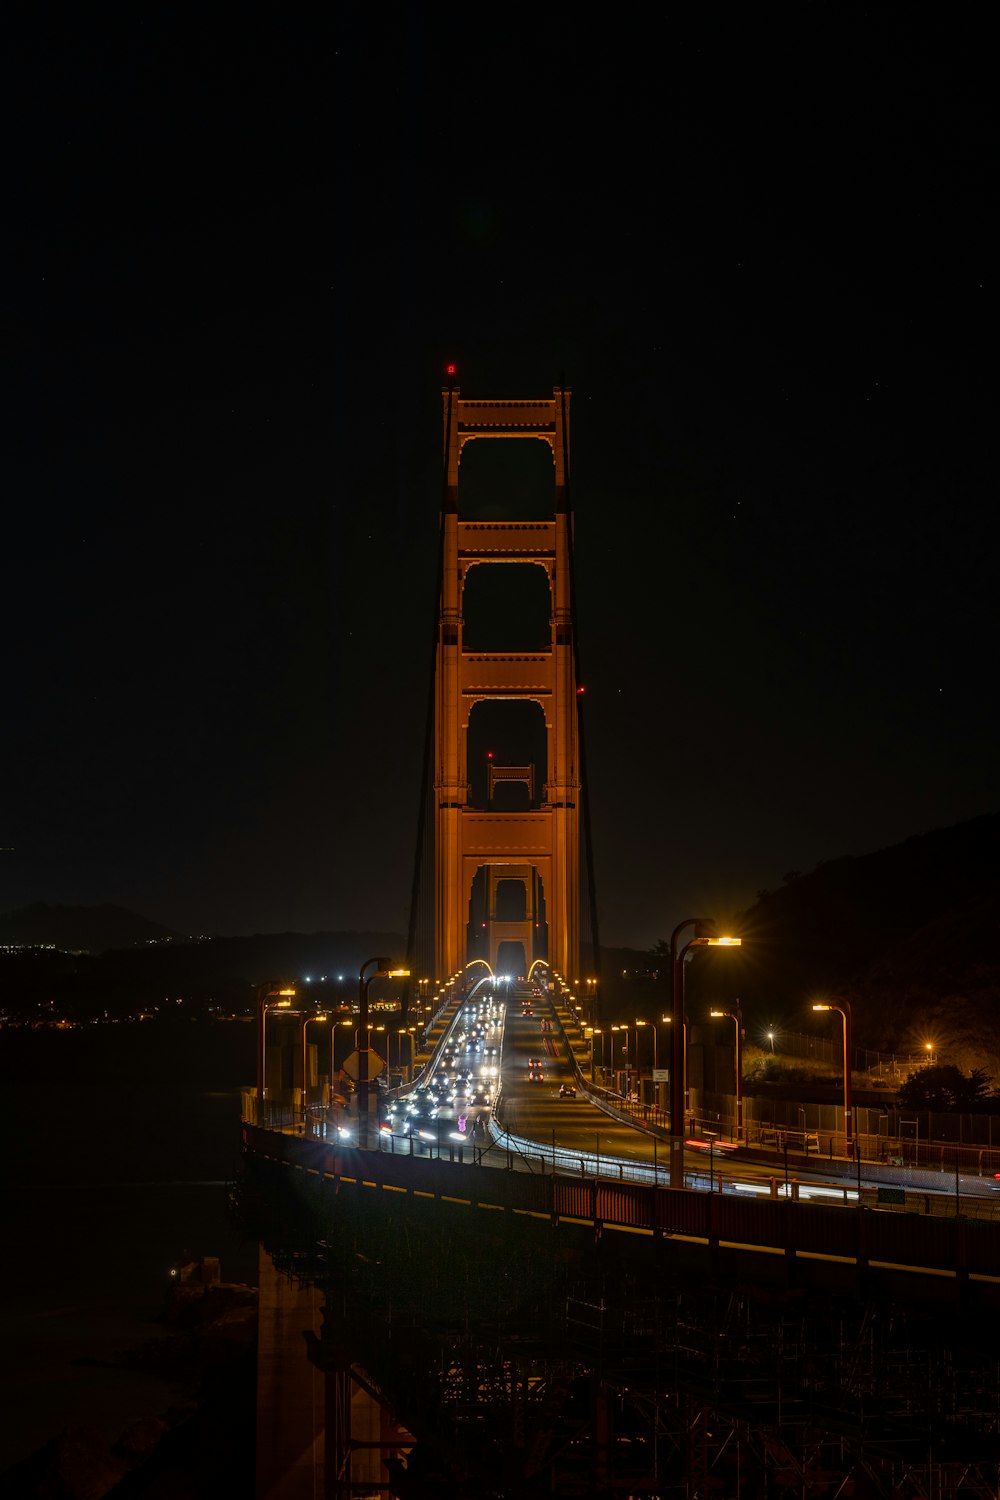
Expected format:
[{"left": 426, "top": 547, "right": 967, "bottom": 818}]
[
  {"left": 657, "top": 1016, "right": 674, "bottom": 1113},
  {"left": 301, "top": 1013, "right": 328, "bottom": 1126},
  {"left": 621, "top": 1023, "right": 635, "bottom": 1096},
  {"left": 670, "top": 924, "right": 741, "bottom": 1142},
  {"left": 590, "top": 1026, "right": 604, "bottom": 1082},
  {"left": 396, "top": 1027, "right": 416, "bottom": 1083},
  {"left": 813, "top": 1000, "right": 853, "bottom": 1149},
  {"left": 256, "top": 983, "right": 295, "bottom": 1119},
  {"left": 710, "top": 1002, "right": 743, "bottom": 1140},
  {"left": 636, "top": 1018, "right": 650, "bottom": 1101},
  {"left": 358, "top": 959, "right": 410, "bottom": 1149}
]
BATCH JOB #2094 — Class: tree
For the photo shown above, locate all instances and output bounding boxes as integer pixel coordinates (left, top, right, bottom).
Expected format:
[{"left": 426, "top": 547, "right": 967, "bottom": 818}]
[{"left": 897, "top": 1064, "right": 998, "bottom": 1113}]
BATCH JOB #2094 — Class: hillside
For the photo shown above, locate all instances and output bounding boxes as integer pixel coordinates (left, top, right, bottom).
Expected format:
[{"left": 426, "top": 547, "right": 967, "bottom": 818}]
[
  {"left": 0, "top": 902, "right": 181, "bottom": 953},
  {"left": 701, "top": 813, "right": 1000, "bottom": 1071},
  {"left": 0, "top": 925, "right": 409, "bottom": 1023}
]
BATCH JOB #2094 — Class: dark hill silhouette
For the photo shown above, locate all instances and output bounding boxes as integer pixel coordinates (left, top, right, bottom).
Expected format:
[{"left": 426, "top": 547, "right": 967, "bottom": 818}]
[
  {"left": 712, "top": 813, "right": 1000, "bottom": 1071},
  {"left": 0, "top": 902, "right": 180, "bottom": 953},
  {"left": 0, "top": 926, "right": 409, "bottom": 1022}
]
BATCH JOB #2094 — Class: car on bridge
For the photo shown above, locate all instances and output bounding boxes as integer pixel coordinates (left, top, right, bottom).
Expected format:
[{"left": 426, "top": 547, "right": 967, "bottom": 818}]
[
  {"left": 558, "top": 1083, "right": 577, "bottom": 1098},
  {"left": 528, "top": 1058, "right": 544, "bottom": 1081}
]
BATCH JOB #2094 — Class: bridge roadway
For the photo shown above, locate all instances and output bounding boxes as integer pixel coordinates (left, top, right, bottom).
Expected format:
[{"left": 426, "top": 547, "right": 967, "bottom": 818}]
[
  {"left": 379, "top": 979, "right": 1000, "bottom": 1218},
  {"left": 242, "top": 979, "right": 1000, "bottom": 1299}
]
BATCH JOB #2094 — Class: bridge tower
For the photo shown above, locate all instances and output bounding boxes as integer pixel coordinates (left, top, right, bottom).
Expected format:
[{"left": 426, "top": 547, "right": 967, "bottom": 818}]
[{"left": 434, "top": 380, "right": 580, "bottom": 983}]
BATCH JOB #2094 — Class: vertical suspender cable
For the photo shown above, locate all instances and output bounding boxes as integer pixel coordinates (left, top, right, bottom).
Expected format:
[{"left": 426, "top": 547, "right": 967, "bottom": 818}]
[
  {"left": 560, "top": 381, "right": 603, "bottom": 982},
  {"left": 404, "top": 372, "right": 455, "bottom": 1011}
]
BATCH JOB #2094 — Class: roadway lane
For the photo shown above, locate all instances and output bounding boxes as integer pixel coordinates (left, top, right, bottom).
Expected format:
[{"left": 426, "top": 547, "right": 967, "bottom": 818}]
[
  {"left": 382, "top": 980, "right": 1000, "bottom": 1213},
  {"left": 497, "top": 983, "right": 654, "bottom": 1165},
  {"left": 492, "top": 984, "right": 1000, "bottom": 1211}
]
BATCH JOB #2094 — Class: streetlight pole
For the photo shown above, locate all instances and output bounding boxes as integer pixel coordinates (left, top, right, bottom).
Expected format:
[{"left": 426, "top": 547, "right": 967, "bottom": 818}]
[
  {"left": 585, "top": 977, "right": 598, "bottom": 1028},
  {"left": 397, "top": 1027, "right": 416, "bottom": 1084},
  {"left": 670, "top": 924, "right": 742, "bottom": 1139},
  {"left": 635, "top": 1019, "right": 650, "bottom": 1105},
  {"left": 357, "top": 958, "right": 386, "bottom": 1149},
  {"left": 592, "top": 1027, "right": 604, "bottom": 1082},
  {"left": 670, "top": 920, "right": 710, "bottom": 1142},
  {"left": 358, "top": 958, "right": 410, "bottom": 1149},
  {"left": 657, "top": 1016, "right": 672, "bottom": 1115},
  {"left": 813, "top": 1001, "right": 853, "bottom": 1150},
  {"left": 301, "top": 1012, "right": 327, "bottom": 1129},
  {"left": 710, "top": 1002, "right": 743, "bottom": 1140},
  {"left": 255, "top": 982, "right": 294, "bottom": 1123}
]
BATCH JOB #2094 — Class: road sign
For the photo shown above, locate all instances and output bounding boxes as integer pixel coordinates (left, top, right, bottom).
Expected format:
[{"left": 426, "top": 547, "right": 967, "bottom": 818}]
[{"left": 341, "top": 1049, "right": 385, "bottom": 1081}]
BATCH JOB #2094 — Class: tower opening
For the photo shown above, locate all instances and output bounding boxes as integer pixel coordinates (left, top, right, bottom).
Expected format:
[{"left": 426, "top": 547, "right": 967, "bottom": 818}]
[
  {"left": 468, "top": 700, "right": 546, "bottom": 808},
  {"left": 457, "top": 438, "right": 554, "bottom": 520},
  {"left": 495, "top": 878, "right": 527, "bottom": 922},
  {"left": 462, "top": 562, "right": 551, "bottom": 651},
  {"left": 495, "top": 939, "right": 528, "bottom": 979}
]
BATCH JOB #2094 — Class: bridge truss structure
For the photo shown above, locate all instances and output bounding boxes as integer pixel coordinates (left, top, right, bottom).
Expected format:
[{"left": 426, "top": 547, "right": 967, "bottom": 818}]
[{"left": 238, "top": 1141, "right": 1000, "bottom": 1499}]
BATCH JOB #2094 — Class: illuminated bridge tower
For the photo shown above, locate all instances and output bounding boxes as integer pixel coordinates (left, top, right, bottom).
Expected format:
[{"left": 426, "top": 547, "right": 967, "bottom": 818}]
[{"left": 434, "top": 381, "right": 580, "bottom": 983}]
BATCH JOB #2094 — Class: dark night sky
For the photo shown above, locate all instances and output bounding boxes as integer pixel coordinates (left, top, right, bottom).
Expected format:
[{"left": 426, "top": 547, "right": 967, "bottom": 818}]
[{"left": 3, "top": 9, "right": 996, "bottom": 951}]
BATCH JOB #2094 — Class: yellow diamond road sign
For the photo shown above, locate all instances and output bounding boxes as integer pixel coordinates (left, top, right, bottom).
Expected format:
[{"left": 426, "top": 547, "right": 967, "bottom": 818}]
[{"left": 341, "top": 1049, "right": 385, "bottom": 1081}]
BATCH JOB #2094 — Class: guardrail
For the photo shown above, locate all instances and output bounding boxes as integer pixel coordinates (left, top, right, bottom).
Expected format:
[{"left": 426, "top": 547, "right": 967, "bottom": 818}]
[{"left": 241, "top": 1122, "right": 1000, "bottom": 1296}]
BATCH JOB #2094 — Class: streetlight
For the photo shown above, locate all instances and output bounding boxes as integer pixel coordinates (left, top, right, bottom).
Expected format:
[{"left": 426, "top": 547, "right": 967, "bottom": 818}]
[
  {"left": 396, "top": 1027, "right": 416, "bottom": 1083},
  {"left": 584, "top": 1027, "right": 596, "bottom": 1083},
  {"left": 301, "top": 1013, "right": 328, "bottom": 1128},
  {"left": 591, "top": 1027, "right": 604, "bottom": 1082},
  {"left": 611, "top": 1026, "right": 624, "bottom": 1092},
  {"left": 620, "top": 1023, "right": 634, "bottom": 1096},
  {"left": 670, "top": 921, "right": 742, "bottom": 1142},
  {"left": 585, "top": 976, "right": 598, "bottom": 1025},
  {"left": 256, "top": 982, "right": 295, "bottom": 1119},
  {"left": 358, "top": 958, "right": 410, "bottom": 1149},
  {"left": 813, "top": 1000, "right": 853, "bottom": 1150},
  {"left": 635, "top": 1019, "right": 650, "bottom": 1103},
  {"left": 655, "top": 1016, "right": 674, "bottom": 1113},
  {"left": 710, "top": 1002, "right": 743, "bottom": 1140}
]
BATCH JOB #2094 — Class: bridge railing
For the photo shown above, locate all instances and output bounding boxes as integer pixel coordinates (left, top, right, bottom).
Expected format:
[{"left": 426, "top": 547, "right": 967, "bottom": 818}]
[{"left": 240, "top": 1121, "right": 1000, "bottom": 1284}]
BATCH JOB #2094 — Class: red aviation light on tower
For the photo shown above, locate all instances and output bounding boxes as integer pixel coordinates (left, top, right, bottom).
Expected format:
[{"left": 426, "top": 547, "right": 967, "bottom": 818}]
[
  {"left": 486, "top": 751, "right": 493, "bottom": 759},
  {"left": 446, "top": 363, "right": 457, "bottom": 377},
  {"left": 577, "top": 685, "right": 586, "bottom": 694}
]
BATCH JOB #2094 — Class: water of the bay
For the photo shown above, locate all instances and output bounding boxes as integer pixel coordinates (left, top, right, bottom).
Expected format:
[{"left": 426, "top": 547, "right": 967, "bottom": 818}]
[{"left": 0, "top": 1021, "right": 259, "bottom": 1474}]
